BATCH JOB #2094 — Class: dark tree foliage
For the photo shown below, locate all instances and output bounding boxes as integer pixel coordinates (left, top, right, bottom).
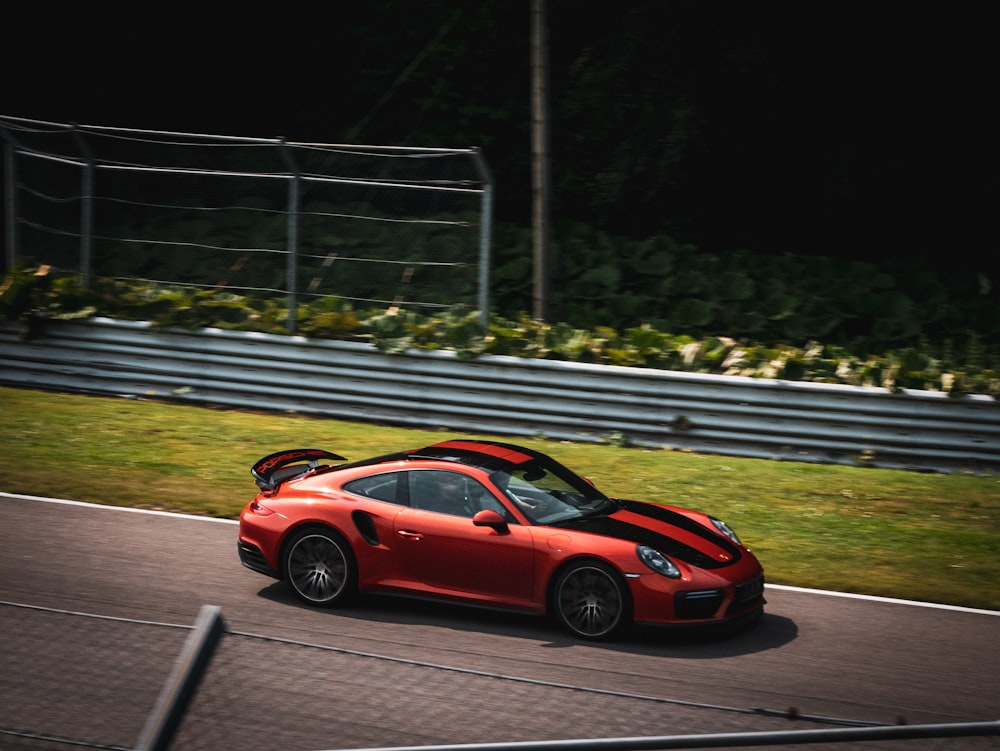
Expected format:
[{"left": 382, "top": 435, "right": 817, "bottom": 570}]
[
  {"left": 258, "top": 1, "right": 992, "bottom": 272},
  {"left": 5, "top": 1, "right": 992, "bottom": 266}
]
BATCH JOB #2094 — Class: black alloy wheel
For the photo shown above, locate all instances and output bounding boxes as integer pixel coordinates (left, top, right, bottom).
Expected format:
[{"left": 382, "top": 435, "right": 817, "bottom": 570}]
[
  {"left": 283, "top": 527, "right": 357, "bottom": 607},
  {"left": 552, "top": 560, "right": 631, "bottom": 639}
]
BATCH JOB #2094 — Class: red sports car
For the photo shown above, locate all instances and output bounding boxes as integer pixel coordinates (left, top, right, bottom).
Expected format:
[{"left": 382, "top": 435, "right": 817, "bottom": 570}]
[{"left": 238, "top": 439, "right": 765, "bottom": 640}]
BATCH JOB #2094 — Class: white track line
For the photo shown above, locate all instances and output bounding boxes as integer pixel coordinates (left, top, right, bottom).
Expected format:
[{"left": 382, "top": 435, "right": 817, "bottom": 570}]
[{"left": 1, "top": 491, "right": 238, "bottom": 523}]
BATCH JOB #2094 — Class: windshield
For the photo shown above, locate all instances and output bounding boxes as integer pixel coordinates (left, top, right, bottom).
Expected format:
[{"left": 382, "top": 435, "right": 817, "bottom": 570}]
[{"left": 489, "top": 457, "right": 618, "bottom": 524}]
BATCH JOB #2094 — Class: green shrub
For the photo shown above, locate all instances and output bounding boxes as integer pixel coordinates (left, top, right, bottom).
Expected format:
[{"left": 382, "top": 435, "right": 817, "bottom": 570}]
[{"left": 3, "top": 249, "right": 998, "bottom": 398}]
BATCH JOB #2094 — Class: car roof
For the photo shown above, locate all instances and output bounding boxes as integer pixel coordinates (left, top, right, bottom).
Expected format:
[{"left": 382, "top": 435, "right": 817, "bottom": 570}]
[
  {"left": 318, "top": 440, "right": 555, "bottom": 480},
  {"left": 406, "top": 440, "right": 543, "bottom": 473}
]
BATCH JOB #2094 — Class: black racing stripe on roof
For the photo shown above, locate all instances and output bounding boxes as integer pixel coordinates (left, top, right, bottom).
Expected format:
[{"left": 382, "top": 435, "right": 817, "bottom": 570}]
[
  {"left": 407, "top": 446, "right": 516, "bottom": 472},
  {"left": 333, "top": 451, "right": 410, "bottom": 470},
  {"left": 462, "top": 440, "right": 548, "bottom": 460},
  {"left": 432, "top": 440, "right": 545, "bottom": 463}
]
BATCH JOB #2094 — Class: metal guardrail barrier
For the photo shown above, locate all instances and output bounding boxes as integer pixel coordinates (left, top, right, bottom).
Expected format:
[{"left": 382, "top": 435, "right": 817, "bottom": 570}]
[
  {"left": 328, "top": 721, "right": 1000, "bottom": 750},
  {"left": 2, "top": 317, "right": 998, "bottom": 474}
]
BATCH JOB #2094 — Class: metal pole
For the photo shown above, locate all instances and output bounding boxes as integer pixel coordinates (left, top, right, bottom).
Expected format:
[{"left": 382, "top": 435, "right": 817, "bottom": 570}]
[
  {"left": 135, "top": 605, "right": 225, "bottom": 751},
  {"left": 325, "top": 720, "right": 1000, "bottom": 751},
  {"left": 71, "top": 126, "right": 94, "bottom": 290},
  {"left": 279, "top": 140, "right": 300, "bottom": 334},
  {"left": 472, "top": 148, "right": 494, "bottom": 331},
  {"left": 531, "top": 0, "right": 551, "bottom": 322},
  {"left": 3, "top": 140, "right": 17, "bottom": 272}
]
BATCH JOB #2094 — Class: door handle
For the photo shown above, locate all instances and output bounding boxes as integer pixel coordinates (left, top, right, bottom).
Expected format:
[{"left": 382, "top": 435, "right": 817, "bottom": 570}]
[{"left": 397, "top": 530, "right": 424, "bottom": 540}]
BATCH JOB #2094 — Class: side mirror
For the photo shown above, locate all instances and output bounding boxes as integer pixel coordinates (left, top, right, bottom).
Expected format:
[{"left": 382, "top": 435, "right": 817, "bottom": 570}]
[{"left": 472, "top": 509, "right": 509, "bottom": 533}]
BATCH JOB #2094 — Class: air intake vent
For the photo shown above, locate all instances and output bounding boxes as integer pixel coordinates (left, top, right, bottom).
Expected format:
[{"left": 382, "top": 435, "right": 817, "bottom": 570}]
[{"left": 675, "top": 589, "right": 723, "bottom": 619}]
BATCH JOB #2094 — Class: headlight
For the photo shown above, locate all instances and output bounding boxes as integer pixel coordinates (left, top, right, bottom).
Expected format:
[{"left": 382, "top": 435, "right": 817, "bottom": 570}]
[
  {"left": 711, "top": 517, "right": 742, "bottom": 546},
  {"left": 636, "top": 545, "right": 681, "bottom": 578}
]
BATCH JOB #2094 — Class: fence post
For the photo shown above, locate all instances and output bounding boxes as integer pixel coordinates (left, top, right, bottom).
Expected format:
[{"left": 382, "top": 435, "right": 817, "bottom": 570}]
[
  {"left": 473, "top": 147, "right": 494, "bottom": 331},
  {"left": 2, "top": 134, "right": 19, "bottom": 272},
  {"left": 135, "top": 604, "right": 225, "bottom": 751},
  {"left": 70, "top": 127, "right": 95, "bottom": 290},
  {"left": 280, "top": 140, "right": 301, "bottom": 334}
]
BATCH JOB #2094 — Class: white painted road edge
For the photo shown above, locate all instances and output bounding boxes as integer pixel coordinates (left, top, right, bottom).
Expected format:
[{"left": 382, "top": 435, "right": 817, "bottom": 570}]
[{"left": 4, "top": 491, "right": 998, "bottom": 617}]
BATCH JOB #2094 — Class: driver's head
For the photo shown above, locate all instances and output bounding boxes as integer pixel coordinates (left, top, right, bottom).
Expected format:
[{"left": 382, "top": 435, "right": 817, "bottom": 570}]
[{"left": 441, "top": 475, "right": 464, "bottom": 497}]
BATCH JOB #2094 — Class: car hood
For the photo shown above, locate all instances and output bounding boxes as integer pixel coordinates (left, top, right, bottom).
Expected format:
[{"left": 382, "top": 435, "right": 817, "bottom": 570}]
[{"left": 551, "top": 499, "right": 742, "bottom": 569}]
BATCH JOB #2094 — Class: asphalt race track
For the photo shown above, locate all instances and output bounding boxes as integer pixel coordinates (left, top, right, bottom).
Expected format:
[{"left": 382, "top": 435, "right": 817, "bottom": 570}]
[{"left": 1, "top": 492, "right": 998, "bottom": 751}]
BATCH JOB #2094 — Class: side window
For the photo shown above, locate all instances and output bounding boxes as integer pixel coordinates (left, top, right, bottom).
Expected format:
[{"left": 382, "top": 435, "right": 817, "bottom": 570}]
[
  {"left": 407, "top": 470, "right": 513, "bottom": 520},
  {"left": 343, "top": 472, "right": 403, "bottom": 504}
]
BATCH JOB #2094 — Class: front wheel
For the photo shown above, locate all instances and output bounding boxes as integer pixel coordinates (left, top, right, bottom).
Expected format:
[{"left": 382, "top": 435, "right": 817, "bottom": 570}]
[
  {"left": 282, "top": 527, "right": 357, "bottom": 607},
  {"left": 551, "top": 560, "right": 631, "bottom": 640}
]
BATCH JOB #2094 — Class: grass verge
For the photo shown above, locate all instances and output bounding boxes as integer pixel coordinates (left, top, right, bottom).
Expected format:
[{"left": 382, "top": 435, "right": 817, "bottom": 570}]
[{"left": 2, "top": 385, "right": 997, "bottom": 611}]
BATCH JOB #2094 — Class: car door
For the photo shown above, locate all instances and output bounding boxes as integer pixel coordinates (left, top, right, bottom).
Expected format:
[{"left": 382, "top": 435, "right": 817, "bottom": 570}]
[
  {"left": 340, "top": 470, "right": 414, "bottom": 586},
  {"left": 392, "top": 470, "right": 537, "bottom": 606}
]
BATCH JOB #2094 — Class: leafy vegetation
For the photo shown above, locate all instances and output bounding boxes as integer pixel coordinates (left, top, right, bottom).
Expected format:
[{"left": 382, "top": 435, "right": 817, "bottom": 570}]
[{"left": 4, "top": 256, "right": 998, "bottom": 398}]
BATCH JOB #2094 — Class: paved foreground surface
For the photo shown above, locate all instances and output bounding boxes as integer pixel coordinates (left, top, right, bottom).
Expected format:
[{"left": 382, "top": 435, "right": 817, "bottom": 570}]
[{"left": 1, "top": 494, "right": 998, "bottom": 750}]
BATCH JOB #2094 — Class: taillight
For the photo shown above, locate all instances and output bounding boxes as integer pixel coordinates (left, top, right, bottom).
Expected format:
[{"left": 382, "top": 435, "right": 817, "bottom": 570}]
[{"left": 250, "top": 500, "right": 274, "bottom": 516}]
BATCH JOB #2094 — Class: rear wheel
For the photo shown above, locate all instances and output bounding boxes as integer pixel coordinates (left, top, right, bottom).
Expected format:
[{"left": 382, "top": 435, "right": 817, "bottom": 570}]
[
  {"left": 282, "top": 527, "right": 357, "bottom": 607},
  {"left": 551, "top": 560, "right": 631, "bottom": 640}
]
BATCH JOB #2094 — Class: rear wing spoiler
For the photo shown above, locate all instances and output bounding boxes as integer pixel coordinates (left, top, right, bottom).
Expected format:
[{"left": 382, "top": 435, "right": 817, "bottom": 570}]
[{"left": 251, "top": 448, "right": 347, "bottom": 491}]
